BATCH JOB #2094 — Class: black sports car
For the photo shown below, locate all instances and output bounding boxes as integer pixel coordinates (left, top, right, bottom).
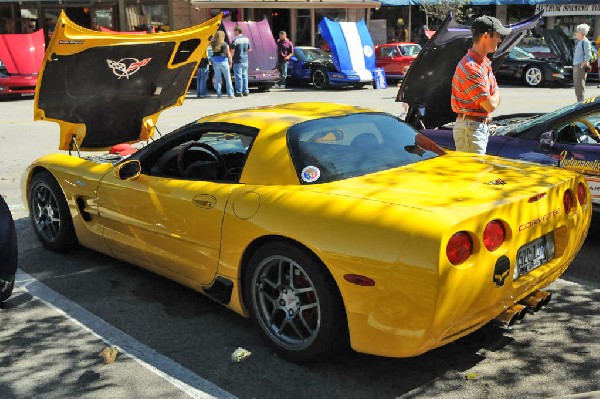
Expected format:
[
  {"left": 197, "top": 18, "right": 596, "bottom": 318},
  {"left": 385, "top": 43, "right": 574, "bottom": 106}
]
[
  {"left": 0, "top": 194, "right": 17, "bottom": 304},
  {"left": 495, "top": 46, "right": 571, "bottom": 87}
]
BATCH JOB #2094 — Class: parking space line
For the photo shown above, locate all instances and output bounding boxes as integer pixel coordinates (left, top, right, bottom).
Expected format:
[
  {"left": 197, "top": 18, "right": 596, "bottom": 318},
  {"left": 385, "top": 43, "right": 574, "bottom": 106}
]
[{"left": 15, "top": 269, "right": 237, "bottom": 399}]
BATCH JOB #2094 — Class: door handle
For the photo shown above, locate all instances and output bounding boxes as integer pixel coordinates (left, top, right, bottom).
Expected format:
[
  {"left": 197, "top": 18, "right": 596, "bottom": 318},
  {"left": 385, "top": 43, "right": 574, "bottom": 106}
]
[{"left": 192, "top": 194, "right": 217, "bottom": 209}]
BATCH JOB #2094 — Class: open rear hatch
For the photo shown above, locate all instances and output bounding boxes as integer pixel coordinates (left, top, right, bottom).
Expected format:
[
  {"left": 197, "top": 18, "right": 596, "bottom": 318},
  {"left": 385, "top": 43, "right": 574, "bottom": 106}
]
[{"left": 35, "top": 11, "right": 222, "bottom": 151}]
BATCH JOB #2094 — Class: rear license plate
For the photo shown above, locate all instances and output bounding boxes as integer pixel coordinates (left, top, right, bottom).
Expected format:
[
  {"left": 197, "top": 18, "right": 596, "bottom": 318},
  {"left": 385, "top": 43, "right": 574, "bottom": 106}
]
[{"left": 514, "top": 233, "right": 555, "bottom": 280}]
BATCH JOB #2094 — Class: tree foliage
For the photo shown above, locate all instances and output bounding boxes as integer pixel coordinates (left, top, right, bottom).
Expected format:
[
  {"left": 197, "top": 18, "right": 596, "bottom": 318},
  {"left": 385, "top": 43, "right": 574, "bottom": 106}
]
[{"left": 420, "top": 1, "right": 474, "bottom": 26}]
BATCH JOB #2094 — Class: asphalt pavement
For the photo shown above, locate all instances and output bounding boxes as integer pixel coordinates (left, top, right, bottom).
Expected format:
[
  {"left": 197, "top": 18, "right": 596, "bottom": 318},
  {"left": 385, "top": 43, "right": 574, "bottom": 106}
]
[{"left": 1, "top": 83, "right": 599, "bottom": 399}]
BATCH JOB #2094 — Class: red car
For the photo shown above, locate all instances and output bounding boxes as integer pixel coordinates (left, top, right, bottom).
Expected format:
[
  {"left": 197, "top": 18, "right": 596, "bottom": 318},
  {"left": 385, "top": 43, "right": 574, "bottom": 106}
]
[
  {"left": 0, "top": 29, "right": 45, "bottom": 99},
  {"left": 375, "top": 42, "right": 421, "bottom": 81}
]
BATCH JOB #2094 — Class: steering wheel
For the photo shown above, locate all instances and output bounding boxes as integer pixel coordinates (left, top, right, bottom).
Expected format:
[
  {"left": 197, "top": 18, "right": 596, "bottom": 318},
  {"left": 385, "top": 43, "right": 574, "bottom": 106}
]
[
  {"left": 176, "top": 141, "right": 227, "bottom": 179},
  {"left": 579, "top": 118, "right": 600, "bottom": 142}
]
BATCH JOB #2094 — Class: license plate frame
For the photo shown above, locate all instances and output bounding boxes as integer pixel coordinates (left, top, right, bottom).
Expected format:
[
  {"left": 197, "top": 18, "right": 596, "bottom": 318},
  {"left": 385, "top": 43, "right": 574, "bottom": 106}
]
[{"left": 514, "top": 233, "right": 555, "bottom": 280}]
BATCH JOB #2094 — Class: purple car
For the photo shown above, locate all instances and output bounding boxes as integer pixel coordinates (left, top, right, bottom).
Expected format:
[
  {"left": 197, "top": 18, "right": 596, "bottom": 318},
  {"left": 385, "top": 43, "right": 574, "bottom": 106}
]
[{"left": 396, "top": 13, "right": 600, "bottom": 213}]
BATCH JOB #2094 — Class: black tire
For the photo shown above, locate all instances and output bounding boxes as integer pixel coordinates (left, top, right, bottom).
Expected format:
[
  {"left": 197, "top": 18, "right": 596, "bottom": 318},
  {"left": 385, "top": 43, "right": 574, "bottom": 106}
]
[
  {"left": 312, "top": 68, "right": 330, "bottom": 90},
  {"left": 1, "top": 194, "right": 17, "bottom": 304},
  {"left": 523, "top": 65, "right": 544, "bottom": 87},
  {"left": 256, "top": 84, "right": 273, "bottom": 92},
  {"left": 29, "top": 171, "right": 77, "bottom": 251},
  {"left": 244, "top": 242, "right": 347, "bottom": 362},
  {"left": 1, "top": 276, "right": 14, "bottom": 304}
]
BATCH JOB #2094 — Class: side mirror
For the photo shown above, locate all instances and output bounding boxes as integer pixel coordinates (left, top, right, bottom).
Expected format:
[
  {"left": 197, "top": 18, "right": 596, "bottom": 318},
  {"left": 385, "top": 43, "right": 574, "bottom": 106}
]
[
  {"left": 539, "top": 131, "right": 555, "bottom": 149},
  {"left": 114, "top": 159, "right": 141, "bottom": 181}
]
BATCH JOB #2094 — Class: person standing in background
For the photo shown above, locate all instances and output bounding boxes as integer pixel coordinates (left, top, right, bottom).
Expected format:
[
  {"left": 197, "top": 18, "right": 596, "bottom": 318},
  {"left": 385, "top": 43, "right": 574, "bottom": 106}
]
[
  {"left": 196, "top": 47, "right": 212, "bottom": 98},
  {"left": 573, "top": 23, "right": 592, "bottom": 102},
  {"left": 275, "top": 31, "right": 293, "bottom": 89},
  {"left": 451, "top": 16, "right": 510, "bottom": 154},
  {"left": 210, "top": 31, "right": 234, "bottom": 99},
  {"left": 231, "top": 25, "right": 251, "bottom": 97}
]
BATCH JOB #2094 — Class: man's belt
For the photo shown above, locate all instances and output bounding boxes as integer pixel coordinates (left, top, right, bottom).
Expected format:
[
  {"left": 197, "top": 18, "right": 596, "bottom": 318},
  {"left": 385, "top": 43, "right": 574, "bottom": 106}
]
[{"left": 457, "top": 113, "right": 491, "bottom": 123}]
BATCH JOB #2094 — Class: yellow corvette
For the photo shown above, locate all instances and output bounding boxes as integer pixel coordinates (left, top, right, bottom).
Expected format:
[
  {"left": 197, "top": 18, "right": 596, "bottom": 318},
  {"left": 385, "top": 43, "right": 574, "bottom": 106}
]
[{"left": 22, "top": 13, "right": 591, "bottom": 361}]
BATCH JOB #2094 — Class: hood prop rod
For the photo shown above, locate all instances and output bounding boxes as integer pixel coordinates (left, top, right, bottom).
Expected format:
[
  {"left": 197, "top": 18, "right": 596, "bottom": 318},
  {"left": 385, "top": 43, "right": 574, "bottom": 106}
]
[{"left": 69, "top": 134, "right": 81, "bottom": 158}]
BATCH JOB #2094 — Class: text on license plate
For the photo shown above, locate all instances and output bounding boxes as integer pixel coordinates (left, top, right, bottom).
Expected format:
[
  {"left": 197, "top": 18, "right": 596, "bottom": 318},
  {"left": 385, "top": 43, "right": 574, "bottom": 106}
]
[{"left": 514, "top": 233, "right": 555, "bottom": 280}]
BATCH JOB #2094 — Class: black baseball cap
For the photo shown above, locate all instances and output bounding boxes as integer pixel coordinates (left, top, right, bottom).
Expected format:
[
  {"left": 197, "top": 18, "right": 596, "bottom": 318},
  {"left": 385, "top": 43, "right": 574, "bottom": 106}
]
[{"left": 471, "top": 16, "right": 511, "bottom": 36}]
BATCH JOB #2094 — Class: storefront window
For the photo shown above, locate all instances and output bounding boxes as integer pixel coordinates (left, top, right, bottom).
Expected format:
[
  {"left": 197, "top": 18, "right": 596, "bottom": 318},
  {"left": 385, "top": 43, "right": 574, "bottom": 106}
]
[
  {"left": 296, "top": 10, "right": 311, "bottom": 45},
  {"left": 126, "top": 2, "right": 168, "bottom": 32},
  {"left": 93, "top": 8, "right": 115, "bottom": 30}
]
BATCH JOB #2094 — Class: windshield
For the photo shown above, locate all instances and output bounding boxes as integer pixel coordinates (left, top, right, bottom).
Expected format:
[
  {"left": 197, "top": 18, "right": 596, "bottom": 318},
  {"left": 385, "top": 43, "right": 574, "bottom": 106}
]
[
  {"left": 295, "top": 47, "right": 330, "bottom": 62},
  {"left": 288, "top": 113, "right": 444, "bottom": 184},
  {"left": 510, "top": 47, "right": 535, "bottom": 60},
  {"left": 399, "top": 44, "right": 421, "bottom": 56}
]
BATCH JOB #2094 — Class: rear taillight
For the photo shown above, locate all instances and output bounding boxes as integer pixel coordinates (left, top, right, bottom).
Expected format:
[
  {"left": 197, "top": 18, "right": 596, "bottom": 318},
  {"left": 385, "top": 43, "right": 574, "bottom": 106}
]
[
  {"left": 563, "top": 190, "right": 574, "bottom": 214},
  {"left": 483, "top": 220, "right": 505, "bottom": 252},
  {"left": 577, "top": 182, "right": 587, "bottom": 205},
  {"left": 446, "top": 232, "right": 473, "bottom": 265}
]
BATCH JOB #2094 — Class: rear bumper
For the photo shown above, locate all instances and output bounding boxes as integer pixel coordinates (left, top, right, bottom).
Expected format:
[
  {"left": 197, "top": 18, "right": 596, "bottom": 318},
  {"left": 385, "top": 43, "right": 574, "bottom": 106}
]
[{"left": 0, "top": 75, "right": 37, "bottom": 96}]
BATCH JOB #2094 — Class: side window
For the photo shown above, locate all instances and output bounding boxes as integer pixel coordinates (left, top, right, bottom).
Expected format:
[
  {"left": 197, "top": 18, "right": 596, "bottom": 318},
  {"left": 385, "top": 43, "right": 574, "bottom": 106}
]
[
  {"left": 556, "top": 119, "right": 600, "bottom": 145},
  {"left": 140, "top": 129, "right": 256, "bottom": 182}
]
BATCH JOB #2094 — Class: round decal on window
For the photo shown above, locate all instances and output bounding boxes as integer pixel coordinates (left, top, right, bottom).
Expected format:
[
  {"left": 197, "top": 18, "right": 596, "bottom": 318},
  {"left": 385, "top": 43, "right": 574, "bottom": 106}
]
[
  {"left": 301, "top": 166, "right": 321, "bottom": 183},
  {"left": 363, "top": 45, "right": 373, "bottom": 58}
]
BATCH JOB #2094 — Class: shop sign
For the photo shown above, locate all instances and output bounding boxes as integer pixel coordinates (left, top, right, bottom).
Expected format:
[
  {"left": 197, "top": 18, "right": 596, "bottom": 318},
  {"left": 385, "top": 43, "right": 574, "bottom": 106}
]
[{"left": 536, "top": 4, "right": 600, "bottom": 17}]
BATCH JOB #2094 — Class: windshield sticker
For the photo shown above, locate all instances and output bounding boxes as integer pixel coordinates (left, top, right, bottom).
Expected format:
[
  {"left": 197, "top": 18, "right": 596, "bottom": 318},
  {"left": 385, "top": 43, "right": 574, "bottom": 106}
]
[
  {"left": 107, "top": 57, "right": 152, "bottom": 79},
  {"left": 301, "top": 166, "right": 321, "bottom": 183}
]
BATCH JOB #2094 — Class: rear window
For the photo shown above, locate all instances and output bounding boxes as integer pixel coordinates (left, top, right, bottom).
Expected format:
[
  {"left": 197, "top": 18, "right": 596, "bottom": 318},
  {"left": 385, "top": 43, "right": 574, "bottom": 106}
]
[{"left": 287, "top": 113, "right": 444, "bottom": 184}]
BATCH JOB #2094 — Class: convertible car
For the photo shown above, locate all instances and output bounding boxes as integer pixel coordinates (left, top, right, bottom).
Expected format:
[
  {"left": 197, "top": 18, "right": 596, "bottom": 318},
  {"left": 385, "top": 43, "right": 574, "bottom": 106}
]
[
  {"left": 0, "top": 194, "right": 17, "bottom": 304},
  {"left": 22, "top": 12, "right": 591, "bottom": 361},
  {"left": 0, "top": 29, "right": 45, "bottom": 98}
]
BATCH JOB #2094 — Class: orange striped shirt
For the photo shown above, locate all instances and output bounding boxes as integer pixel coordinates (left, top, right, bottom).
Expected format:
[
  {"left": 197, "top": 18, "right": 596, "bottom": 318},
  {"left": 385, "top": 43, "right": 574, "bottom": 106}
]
[{"left": 451, "top": 49, "right": 497, "bottom": 118}]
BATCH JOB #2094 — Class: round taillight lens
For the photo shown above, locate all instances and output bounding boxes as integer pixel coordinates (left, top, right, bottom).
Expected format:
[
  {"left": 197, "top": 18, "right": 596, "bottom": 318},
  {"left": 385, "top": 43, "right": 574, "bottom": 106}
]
[
  {"left": 483, "top": 220, "right": 505, "bottom": 252},
  {"left": 577, "top": 182, "right": 587, "bottom": 205},
  {"left": 563, "top": 190, "right": 574, "bottom": 214},
  {"left": 446, "top": 232, "right": 473, "bottom": 265}
]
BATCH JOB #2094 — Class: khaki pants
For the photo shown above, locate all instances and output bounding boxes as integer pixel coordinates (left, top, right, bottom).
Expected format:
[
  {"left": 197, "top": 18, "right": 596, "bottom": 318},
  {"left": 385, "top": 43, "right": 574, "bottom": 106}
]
[{"left": 573, "top": 64, "right": 587, "bottom": 102}]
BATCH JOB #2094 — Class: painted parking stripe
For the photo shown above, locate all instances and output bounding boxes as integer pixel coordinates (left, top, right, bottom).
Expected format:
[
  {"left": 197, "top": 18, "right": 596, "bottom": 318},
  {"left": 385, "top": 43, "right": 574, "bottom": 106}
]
[{"left": 15, "top": 269, "right": 237, "bottom": 399}]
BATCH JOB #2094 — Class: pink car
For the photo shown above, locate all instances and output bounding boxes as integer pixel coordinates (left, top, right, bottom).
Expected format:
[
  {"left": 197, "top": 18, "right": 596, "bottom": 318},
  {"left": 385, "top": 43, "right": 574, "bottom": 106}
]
[
  {"left": 0, "top": 29, "right": 45, "bottom": 98},
  {"left": 375, "top": 42, "right": 421, "bottom": 81}
]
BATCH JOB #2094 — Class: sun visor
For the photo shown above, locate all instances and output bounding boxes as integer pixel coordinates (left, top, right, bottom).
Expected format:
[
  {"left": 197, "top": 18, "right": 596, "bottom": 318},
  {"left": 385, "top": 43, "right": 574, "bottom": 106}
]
[
  {"left": 318, "top": 17, "right": 375, "bottom": 78},
  {"left": 34, "top": 11, "right": 222, "bottom": 151}
]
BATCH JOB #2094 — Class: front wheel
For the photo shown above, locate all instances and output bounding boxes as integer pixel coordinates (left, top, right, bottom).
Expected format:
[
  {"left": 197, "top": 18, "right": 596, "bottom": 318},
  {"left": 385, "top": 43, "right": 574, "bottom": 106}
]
[
  {"left": 524, "top": 66, "right": 544, "bottom": 87},
  {"left": 29, "top": 171, "right": 77, "bottom": 251},
  {"left": 245, "top": 242, "right": 347, "bottom": 361},
  {"left": 312, "top": 68, "right": 330, "bottom": 90}
]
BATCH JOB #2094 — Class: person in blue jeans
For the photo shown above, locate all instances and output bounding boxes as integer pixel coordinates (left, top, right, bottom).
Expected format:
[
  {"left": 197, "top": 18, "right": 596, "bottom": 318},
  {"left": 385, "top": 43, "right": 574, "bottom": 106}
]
[
  {"left": 196, "top": 47, "right": 212, "bottom": 98},
  {"left": 210, "top": 31, "right": 234, "bottom": 98},
  {"left": 231, "top": 25, "right": 251, "bottom": 97},
  {"left": 276, "top": 30, "right": 294, "bottom": 89}
]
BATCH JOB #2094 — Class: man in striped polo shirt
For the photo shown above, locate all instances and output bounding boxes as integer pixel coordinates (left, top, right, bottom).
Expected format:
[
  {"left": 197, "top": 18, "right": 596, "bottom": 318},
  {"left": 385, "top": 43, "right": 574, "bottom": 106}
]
[{"left": 451, "top": 16, "right": 510, "bottom": 153}]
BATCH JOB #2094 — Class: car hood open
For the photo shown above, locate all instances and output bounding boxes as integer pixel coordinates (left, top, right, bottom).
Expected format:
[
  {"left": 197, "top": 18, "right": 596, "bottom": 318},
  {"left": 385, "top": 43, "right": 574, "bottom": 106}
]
[
  {"left": 221, "top": 19, "right": 278, "bottom": 71},
  {"left": 35, "top": 11, "right": 221, "bottom": 151},
  {"left": 540, "top": 27, "right": 573, "bottom": 66},
  {"left": 0, "top": 29, "right": 45, "bottom": 75},
  {"left": 318, "top": 17, "right": 375, "bottom": 81},
  {"left": 396, "top": 13, "right": 542, "bottom": 129}
]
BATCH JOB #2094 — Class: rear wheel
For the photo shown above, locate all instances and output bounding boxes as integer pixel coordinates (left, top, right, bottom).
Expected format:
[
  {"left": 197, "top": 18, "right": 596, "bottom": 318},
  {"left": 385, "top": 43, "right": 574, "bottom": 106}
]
[
  {"left": 29, "top": 171, "right": 77, "bottom": 251},
  {"left": 312, "top": 68, "right": 330, "bottom": 90},
  {"left": 524, "top": 66, "right": 544, "bottom": 87},
  {"left": 245, "top": 242, "right": 347, "bottom": 361}
]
